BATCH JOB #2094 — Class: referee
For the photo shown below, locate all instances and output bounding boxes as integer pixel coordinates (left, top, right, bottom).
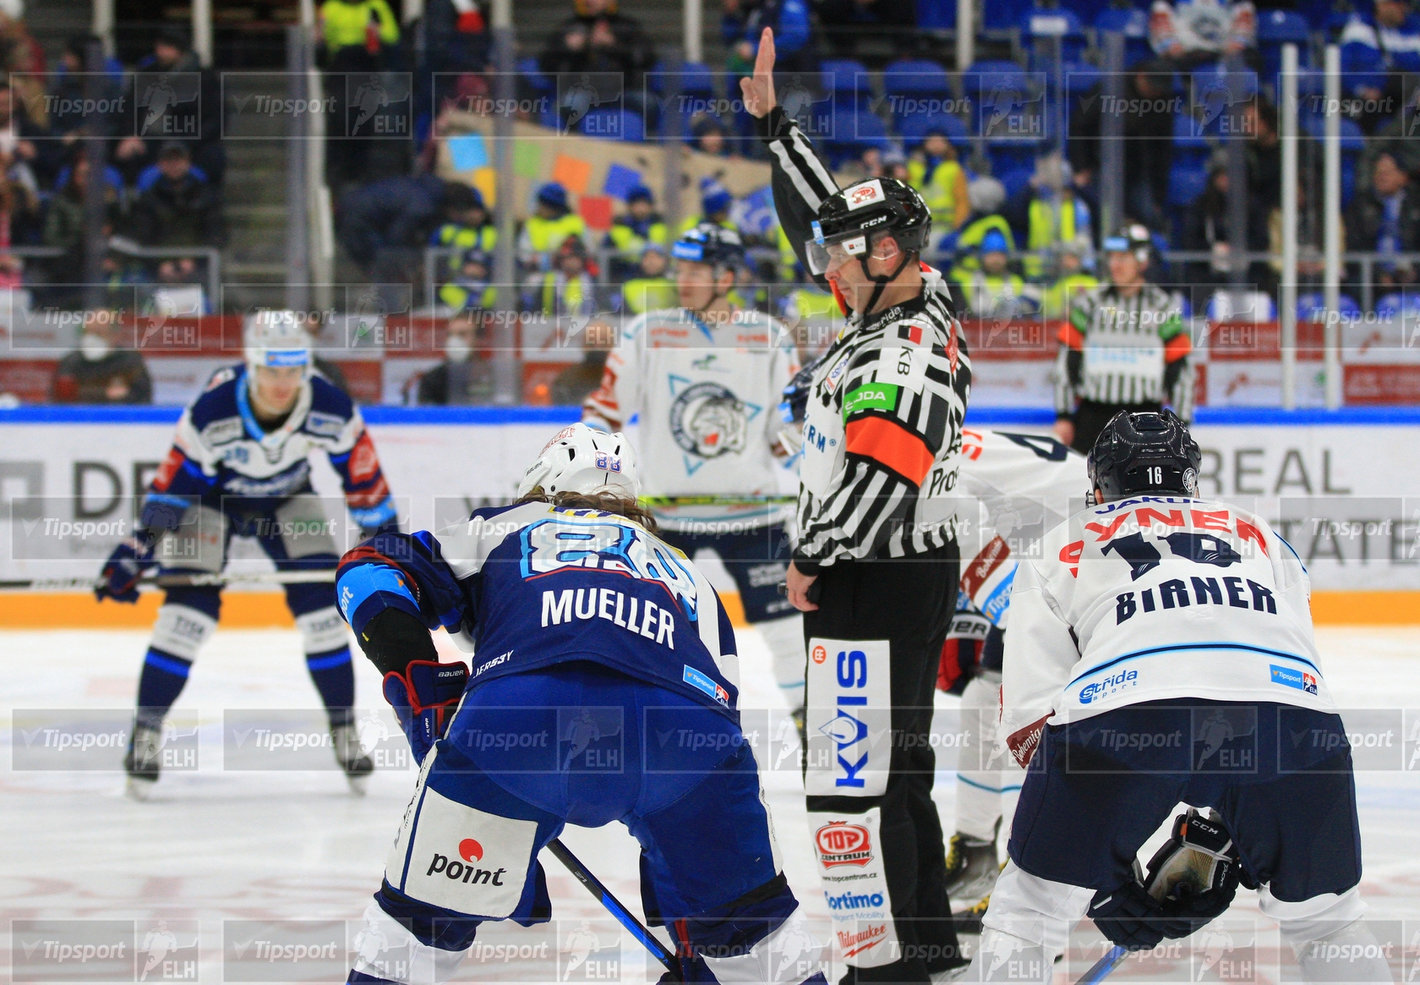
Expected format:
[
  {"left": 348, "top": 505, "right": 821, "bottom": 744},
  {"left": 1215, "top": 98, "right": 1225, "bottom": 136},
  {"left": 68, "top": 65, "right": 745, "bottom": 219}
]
[
  {"left": 742, "top": 29, "right": 972, "bottom": 985},
  {"left": 1053, "top": 223, "right": 1194, "bottom": 453}
]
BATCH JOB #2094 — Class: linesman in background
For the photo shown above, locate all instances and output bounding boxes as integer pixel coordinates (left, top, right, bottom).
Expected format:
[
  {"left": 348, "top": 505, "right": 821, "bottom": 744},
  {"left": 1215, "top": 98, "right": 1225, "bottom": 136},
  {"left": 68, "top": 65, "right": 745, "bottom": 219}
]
[
  {"left": 1053, "top": 223, "right": 1193, "bottom": 454},
  {"left": 742, "top": 28, "right": 973, "bottom": 985}
]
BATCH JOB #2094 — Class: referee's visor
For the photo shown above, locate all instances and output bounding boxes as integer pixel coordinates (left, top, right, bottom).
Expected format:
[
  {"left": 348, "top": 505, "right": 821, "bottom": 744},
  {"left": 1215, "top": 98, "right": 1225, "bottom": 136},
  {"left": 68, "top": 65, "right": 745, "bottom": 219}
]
[{"left": 806, "top": 220, "right": 871, "bottom": 275}]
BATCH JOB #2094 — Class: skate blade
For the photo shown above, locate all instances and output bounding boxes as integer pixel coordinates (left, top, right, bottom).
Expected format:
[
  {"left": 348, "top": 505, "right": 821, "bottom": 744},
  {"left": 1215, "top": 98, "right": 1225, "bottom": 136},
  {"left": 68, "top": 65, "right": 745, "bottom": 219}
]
[
  {"left": 345, "top": 773, "right": 370, "bottom": 796},
  {"left": 125, "top": 777, "right": 156, "bottom": 801}
]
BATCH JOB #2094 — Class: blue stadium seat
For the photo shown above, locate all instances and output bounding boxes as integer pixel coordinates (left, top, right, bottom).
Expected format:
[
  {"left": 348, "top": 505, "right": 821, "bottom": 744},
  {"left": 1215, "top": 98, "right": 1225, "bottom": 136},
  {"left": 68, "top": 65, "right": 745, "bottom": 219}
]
[
  {"left": 646, "top": 61, "right": 716, "bottom": 96},
  {"left": 579, "top": 108, "right": 645, "bottom": 142},
  {"left": 917, "top": 0, "right": 955, "bottom": 31},
  {"left": 898, "top": 112, "right": 971, "bottom": 150},
  {"left": 821, "top": 59, "right": 874, "bottom": 110},
  {"left": 1093, "top": 7, "right": 1153, "bottom": 68},
  {"left": 1299, "top": 114, "right": 1363, "bottom": 205},
  {"left": 1375, "top": 292, "right": 1420, "bottom": 319},
  {"left": 883, "top": 59, "right": 952, "bottom": 97},
  {"left": 1022, "top": 6, "right": 1089, "bottom": 63},
  {"left": 1298, "top": 292, "right": 1361, "bottom": 322},
  {"left": 980, "top": 0, "right": 1029, "bottom": 33},
  {"left": 1257, "top": 7, "right": 1313, "bottom": 70},
  {"left": 824, "top": 108, "right": 891, "bottom": 167}
]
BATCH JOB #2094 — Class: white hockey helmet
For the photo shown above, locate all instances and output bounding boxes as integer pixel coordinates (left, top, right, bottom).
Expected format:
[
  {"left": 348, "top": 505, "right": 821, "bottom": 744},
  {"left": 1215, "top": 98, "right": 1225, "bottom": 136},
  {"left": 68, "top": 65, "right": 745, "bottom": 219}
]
[
  {"left": 517, "top": 424, "right": 640, "bottom": 500},
  {"left": 244, "top": 309, "right": 312, "bottom": 376}
]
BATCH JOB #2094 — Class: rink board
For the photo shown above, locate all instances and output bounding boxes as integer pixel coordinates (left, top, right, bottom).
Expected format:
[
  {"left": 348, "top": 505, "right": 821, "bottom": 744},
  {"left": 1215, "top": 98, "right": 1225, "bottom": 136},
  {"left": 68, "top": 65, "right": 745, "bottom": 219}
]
[{"left": 2, "top": 406, "right": 1419, "bottom": 626}]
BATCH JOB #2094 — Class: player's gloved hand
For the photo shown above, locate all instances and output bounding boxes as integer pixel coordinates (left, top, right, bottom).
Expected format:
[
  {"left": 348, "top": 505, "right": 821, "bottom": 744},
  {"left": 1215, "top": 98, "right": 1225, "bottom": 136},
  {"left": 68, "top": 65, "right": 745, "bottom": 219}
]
[
  {"left": 1087, "top": 878, "right": 1192, "bottom": 951},
  {"left": 1142, "top": 808, "right": 1244, "bottom": 934},
  {"left": 382, "top": 660, "right": 470, "bottom": 762},
  {"left": 97, "top": 536, "right": 157, "bottom": 604}
]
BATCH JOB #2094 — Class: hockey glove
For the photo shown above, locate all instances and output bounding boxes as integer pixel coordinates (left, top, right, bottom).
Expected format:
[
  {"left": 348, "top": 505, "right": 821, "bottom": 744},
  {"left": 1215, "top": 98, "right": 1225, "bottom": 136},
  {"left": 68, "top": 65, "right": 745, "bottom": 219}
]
[
  {"left": 1141, "top": 808, "right": 1244, "bottom": 934},
  {"left": 97, "top": 536, "right": 157, "bottom": 604},
  {"left": 383, "top": 660, "right": 470, "bottom": 762},
  {"left": 1087, "top": 871, "right": 1194, "bottom": 951}
]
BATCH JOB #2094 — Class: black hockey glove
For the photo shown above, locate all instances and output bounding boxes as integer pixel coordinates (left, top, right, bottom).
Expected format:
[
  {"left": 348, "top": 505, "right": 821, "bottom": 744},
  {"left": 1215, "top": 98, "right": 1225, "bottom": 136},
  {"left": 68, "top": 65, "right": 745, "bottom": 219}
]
[
  {"left": 1141, "top": 808, "right": 1244, "bottom": 934},
  {"left": 1087, "top": 876, "right": 1193, "bottom": 951},
  {"left": 97, "top": 534, "right": 157, "bottom": 604},
  {"left": 356, "top": 607, "right": 438, "bottom": 676}
]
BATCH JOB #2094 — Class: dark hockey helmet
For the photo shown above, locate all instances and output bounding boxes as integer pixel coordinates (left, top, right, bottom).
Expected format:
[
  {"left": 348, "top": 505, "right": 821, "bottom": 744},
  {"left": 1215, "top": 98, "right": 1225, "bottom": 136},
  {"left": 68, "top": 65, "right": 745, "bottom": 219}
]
[
  {"left": 1087, "top": 409, "right": 1201, "bottom": 503},
  {"left": 1102, "top": 222, "right": 1152, "bottom": 264},
  {"left": 672, "top": 222, "right": 746, "bottom": 270},
  {"left": 806, "top": 177, "right": 931, "bottom": 275}
]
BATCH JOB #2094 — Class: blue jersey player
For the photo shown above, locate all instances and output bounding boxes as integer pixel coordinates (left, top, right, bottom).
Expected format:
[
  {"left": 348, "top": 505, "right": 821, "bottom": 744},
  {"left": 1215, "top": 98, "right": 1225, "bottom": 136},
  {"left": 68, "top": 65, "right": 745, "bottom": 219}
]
[
  {"left": 98, "top": 310, "right": 399, "bottom": 798},
  {"left": 333, "top": 424, "right": 828, "bottom": 985}
]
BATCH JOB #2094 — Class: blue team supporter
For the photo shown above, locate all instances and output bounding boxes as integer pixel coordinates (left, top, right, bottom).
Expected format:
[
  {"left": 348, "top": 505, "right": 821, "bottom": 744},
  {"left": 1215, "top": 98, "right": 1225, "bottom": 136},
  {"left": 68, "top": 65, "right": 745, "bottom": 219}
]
[
  {"left": 333, "top": 424, "right": 829, "bottom": 985},
  {"left": 99, "top": 310, "right": 399, "bottom": 798},
  {"left": 1340, "top": 0, "right": 1420, "bottom": 103}
]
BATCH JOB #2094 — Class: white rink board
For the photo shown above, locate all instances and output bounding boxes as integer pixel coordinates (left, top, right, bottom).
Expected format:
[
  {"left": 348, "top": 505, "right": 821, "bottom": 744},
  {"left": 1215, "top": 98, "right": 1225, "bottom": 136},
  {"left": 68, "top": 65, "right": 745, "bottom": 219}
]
[{"left": 1, "top": 410, "right": 1418, "bottom": 589}]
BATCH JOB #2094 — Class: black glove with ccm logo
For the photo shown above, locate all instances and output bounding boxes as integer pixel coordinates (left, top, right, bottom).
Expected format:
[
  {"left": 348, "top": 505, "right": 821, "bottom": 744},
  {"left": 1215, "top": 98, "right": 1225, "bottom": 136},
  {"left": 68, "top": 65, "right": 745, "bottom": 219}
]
[{"left": 1088, "top": 808, "right": 1245, "bottom": 950}]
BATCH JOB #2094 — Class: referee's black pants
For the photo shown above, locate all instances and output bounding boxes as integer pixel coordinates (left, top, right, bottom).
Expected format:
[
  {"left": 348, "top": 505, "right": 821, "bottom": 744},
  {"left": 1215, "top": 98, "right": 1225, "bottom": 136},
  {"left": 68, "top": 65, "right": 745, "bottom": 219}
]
[{"left": 802, "top": 542, "right": 962, "bottom": 985}]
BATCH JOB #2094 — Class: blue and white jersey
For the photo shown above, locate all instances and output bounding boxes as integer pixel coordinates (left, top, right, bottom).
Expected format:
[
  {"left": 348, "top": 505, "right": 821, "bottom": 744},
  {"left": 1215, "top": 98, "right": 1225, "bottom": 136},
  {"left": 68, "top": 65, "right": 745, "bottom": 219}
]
[
  {"left": 336, "top": 502, "right": 742, "bottom": 719},
  {"left": 1001, "top": 494, "right": 1333, "bottom": 767},
  {"left": 145, "top": 364, "right": 396, "bottom": 530}
]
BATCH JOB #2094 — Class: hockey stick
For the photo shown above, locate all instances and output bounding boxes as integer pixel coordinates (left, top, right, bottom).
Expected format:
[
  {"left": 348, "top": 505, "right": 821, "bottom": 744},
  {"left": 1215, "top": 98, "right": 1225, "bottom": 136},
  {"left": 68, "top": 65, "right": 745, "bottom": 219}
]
[
  {"left": 638, "top": 494, "right": 795, "bottom": 507},
  {"left": 0, "top": 570, "right": 336, "bottom": 592},
  {"left": 545, "top": 838, "right": 684, "bottom": 981},
  {"left": 1073, "top": 945, "right": 1128, "bottom": 985}
]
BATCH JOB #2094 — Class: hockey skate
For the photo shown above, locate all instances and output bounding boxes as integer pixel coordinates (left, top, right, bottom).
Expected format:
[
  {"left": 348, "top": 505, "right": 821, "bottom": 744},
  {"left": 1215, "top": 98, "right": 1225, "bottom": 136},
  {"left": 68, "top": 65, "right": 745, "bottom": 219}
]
[
  {"left": 123, "top": 722, "right": 163, "bottom": 801},
  {"left": 331, "top": 723, "right": 374, "bottom": 795},
  {"left": 944, "top": 826, "right": 1000, "bottom": 903}
]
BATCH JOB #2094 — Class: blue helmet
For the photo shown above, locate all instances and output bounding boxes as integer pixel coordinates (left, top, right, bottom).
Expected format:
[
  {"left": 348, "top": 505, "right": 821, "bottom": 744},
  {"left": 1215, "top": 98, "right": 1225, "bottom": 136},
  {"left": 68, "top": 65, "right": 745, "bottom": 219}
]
[
  {"left": 536, "top": 182, "right": 569, "bottom": 210},
  {"left": 672, "top": 223, "right": 745, "bottom": 269}
]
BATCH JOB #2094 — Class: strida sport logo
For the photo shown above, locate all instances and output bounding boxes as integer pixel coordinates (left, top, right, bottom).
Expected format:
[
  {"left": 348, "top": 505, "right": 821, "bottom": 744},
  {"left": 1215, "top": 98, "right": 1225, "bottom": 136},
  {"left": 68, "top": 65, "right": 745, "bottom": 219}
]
[
  {"left": 815, "top": 821, "right": 872, "bottom": 867},
  {"left": 425, "top": 837, "right": 508, "bottom": 885}
]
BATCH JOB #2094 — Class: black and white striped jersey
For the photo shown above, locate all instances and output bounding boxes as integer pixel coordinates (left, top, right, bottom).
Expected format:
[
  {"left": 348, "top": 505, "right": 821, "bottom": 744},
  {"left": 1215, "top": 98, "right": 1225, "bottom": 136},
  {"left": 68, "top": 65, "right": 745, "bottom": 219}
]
[
  {"left": 758, "top": 106, "right": 972, "bottom": 568},
  {"left": 1055, "top": 283, "right": 1195, "bottom": 420}
]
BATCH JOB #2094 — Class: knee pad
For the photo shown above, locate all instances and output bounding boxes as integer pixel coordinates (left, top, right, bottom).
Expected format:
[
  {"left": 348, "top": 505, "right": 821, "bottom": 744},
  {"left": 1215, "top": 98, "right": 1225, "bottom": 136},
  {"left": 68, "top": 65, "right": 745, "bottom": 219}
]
[
  {"left": 804, "top": 637, "right": 891, "bottom": 798},
  {"left": 684, "top": 875, "right": 827, "bottom": 985},
  {"left": 150, "top": 603, "right": 218, "bottom": 661},
  {"left": 351, "top": 898, "right": 470, "bottom": 985},
  {"left": 295, "top": 605, "right": 350, "bottom": 655}
]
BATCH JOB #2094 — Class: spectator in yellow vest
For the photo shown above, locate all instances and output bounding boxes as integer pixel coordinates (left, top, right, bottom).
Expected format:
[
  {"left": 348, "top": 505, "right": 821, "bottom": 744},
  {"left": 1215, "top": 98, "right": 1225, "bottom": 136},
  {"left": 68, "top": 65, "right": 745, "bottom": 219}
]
[
  {"left": 433, "top": 185, "right": 498, "bottom": 307},
  {"left": 437, "top": 246, "right": 499, "bottom": 311},
  {"left": 517, "top": 182, "right": 588, "bottom": 273},
  {"left": 522, "top": 234, "right": 600, "bottom": 320},
  {"left": 949, "top": 176, "right": 1016, "bottom": 272},
  {"left": 949, "top": 228, "right": 1039, "bottom": 320},
  {"left": 619, "top": 243, "right": 677, "bottom": 314},
  {"left": 318, "top": 0, "right": 401, "bottom": 190},
  {"left": 1006, "top": 153, "right": 1095, "bottom": 281},
  {"left": 1040, "top": 238, "right": 1100, "bottom": 321},
  {"left": 605, "top": 184, "right": 668, "bottom": 279},
  {"left": 906, "top": 130, "right": 970, "bottom": 236}
]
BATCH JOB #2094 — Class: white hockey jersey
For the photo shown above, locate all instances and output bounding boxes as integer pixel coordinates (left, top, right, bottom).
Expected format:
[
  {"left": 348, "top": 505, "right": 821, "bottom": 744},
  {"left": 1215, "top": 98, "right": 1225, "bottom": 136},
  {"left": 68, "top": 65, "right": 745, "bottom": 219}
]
[
  {"left": 583, "top": 307, "right": 799, "bottom": 530},
  {"left": 1001, "top": 494, "right": 1334, "bottom": 767},
  {"left": 953, "top": 428, "right": 1089, "bottom": 629}
]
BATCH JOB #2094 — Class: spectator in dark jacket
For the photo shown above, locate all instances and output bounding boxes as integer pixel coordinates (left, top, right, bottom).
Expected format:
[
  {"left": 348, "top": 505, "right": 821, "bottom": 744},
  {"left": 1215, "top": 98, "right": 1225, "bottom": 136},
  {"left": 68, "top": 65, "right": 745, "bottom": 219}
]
[
  {"left": 43, "top": 150, "right": 123, "bottom": 298},
  {"left": 117, "top": 29, "right": 226, "bottom": 187},
  {"left": 337, "top": 175, "right": 473, "bottom": 293},
  {"left": 539, "top": 0, "right": 656, "bottom": 114},
  {"left": 51, "top": 312, "right": 153, "bottom": 404},
  {"left": 1069, "top": 60, "right": 1176, "bottom": 233},
  {"left": 1344, "top": 151, "right": 1420, "bottom": 297},
  {"left": 1180, "top": 150, "right": 1272, "bottom": 303},
  {"left": 131, "top": 142, "right": 226, "bottom": 285},
  {"left": 723, "top": 0, "right": 814, "bottom": 75},
  {"left": 414, "top": 309, "right": 495, "bottom": 405}
]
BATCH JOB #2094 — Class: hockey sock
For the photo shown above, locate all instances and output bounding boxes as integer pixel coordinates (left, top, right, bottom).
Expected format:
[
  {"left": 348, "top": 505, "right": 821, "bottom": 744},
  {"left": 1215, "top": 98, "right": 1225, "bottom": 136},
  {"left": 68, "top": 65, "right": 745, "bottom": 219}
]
[
  {"left": 306, "top": 647, "right": 356, "bottom": 727},
  {"left": 956, "top": 675, "right": 1016, "bottom": 842},
  {"left": 756, "top": 615, "right": 807, "bottom": 711},
  {"left": 134, "top": 648, "right": 192, "bottom": 728}
]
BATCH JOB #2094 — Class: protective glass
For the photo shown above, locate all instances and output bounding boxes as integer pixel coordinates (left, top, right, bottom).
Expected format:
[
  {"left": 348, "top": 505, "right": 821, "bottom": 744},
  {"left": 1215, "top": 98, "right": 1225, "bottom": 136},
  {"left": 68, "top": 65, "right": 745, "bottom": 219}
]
[{"left": 805, "top": 232, "right": 868, "bottom": 275}]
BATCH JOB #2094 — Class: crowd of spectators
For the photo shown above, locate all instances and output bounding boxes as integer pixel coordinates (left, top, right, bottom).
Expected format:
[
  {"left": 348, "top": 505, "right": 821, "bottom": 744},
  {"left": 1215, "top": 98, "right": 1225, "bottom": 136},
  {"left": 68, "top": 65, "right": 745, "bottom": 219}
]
[
  {"left": 20, "top": 0, "right": 1420, "bottom": 408},
  {"left": 0, "top": 18, "right": 229, "bottom": 314}
]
